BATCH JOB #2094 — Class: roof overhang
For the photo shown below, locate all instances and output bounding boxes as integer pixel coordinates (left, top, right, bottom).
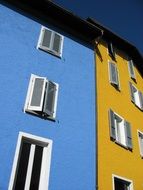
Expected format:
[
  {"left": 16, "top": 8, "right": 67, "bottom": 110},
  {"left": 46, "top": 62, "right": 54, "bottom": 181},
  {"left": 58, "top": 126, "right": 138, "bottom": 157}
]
[
  {"left": 87, "top": 18, "right": 143, "bottom": 75},
  {"left": 1, "top": 0, "right": 102, "bottom": 44}
]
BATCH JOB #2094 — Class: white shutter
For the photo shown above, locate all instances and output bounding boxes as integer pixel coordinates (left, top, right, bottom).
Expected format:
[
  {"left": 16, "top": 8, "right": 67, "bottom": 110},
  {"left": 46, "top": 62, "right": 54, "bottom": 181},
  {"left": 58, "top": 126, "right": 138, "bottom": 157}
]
[
  {"left": 38, "top": 27, "right": 52, "bottom": 51},
  {"left": 27, "top": 74, "right": 46, "bottom": 111},
  {"left": 52, "top": 33, "right": 63, "bottom": 56},
  {"left": 38, "top": 26, "right": 63, "bottom": 57},
  {"left": 43, "top": 81, "right": 56, "bottom": 116}
]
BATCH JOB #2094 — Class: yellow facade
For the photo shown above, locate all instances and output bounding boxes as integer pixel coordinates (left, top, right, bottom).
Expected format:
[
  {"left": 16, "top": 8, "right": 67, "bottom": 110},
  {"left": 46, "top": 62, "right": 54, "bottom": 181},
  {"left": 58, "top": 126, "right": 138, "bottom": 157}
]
[{"left": 96, "top": 40, "right": 143, "bottom": 190}]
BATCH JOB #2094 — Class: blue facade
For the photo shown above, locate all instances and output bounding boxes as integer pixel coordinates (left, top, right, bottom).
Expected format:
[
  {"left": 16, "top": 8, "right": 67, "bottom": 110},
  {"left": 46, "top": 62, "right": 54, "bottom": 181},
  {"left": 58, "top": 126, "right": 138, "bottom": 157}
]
[{"left": 0, "top": 3, "right": 96, "bottom": 190}]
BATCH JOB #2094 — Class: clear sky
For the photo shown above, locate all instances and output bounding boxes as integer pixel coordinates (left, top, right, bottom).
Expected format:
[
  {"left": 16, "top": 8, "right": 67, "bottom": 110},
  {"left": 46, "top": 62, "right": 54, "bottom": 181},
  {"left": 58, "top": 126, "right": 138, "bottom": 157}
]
[{"left": 54, "top": 0, "right": 143, "bottom": 55}]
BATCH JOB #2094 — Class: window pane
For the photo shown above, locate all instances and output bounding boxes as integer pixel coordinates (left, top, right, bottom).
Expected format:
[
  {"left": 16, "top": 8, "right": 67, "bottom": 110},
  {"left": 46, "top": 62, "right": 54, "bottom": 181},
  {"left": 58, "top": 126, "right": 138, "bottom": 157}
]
[
  {"left": 114, "top": 178, "right": 130, "bottom": 190},
  {"left": 42, "top": 29, "right": 52, "bottom": 48},
  {"left": 14, "top": 142, "right": 31, "bottom": 190},
  {"left": 30, "top": 78, "right": 44, "bottom": 107},
  {"left": 43, "top": 82, "right": 56, "bottom": 116},
  {"left": 111, "top": 64, "right": 117, "bottom": 82},
  {"left": 52, "top": 33, "right": 61, "bottom": 54},
  {"left": 109, "top": 62, "right": 118, "bottom": 86},
  {"left": 30, "top": 145, "right": 43, "bottom": 190}
]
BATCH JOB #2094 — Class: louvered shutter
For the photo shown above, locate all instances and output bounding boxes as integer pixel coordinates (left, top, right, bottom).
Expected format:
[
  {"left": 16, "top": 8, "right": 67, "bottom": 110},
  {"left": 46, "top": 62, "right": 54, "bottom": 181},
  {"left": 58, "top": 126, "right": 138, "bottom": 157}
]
[
  {"left": 109, "top": 62, "right": 118, "bottom": 86},
  {"left": 52, "top": 33, "right": 62, "bottom": 56},
  {"left": 43, "top": 81, "right": 57, "bottom": 117},
  {"left": 40, "top": 28, "right": 52, "bottom": 50},
  {"left": 108, "top": 42, "right": 115, "bottom": 59},
  {"left": 28, "top": 76, "right": 46, "bottom": 111},
  {"left": 109, "top": 109, "right": 116, "bottom": 140},
  {"left": 129, "top": 82, "right": 135, "bottom": 103},
  {"left": 128, "top": 60, "right": 136, "bottom": 79},
  {"left": 125, "top": 121, "right": 132, "bottom": 149},
  {"left": 139, "top": 133, "right": 143, "bottom": 156},
  {"left": 139, "top": 91, "right": 143, "bottom": 110}
]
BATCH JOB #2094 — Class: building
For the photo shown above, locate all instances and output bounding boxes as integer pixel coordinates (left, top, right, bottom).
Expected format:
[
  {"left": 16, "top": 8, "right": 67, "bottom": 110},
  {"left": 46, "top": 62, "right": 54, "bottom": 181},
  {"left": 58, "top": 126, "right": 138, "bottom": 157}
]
[
  {"left": 1, "top": 0, "right": 143, "bottom": 190},
  {"left": 87, "top": 18, "right": 143, "bottom": 190},
  {"left": 0, "top": 0, "right": 102, "bottom": 189}
]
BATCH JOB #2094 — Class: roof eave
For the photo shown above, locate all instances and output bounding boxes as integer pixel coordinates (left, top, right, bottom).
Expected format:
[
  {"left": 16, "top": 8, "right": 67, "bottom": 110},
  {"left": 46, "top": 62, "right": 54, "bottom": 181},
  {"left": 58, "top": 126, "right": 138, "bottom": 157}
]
[{"left": 1, "top": 0, "right": 102, "bottom": 44}]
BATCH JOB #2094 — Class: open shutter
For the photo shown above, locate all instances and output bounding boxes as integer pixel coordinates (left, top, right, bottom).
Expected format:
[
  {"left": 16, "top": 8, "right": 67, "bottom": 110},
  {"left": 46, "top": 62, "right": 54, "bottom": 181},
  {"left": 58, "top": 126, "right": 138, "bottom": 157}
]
[
  {"left": 52, "top": 33, "right": 63, "bottom": 56},
  {"left": 28, "top": 75, "right": 46, "bottom": 111},
  {"left": 43, "top": 81, "right": 57, "bottom": 117},
  {"left": 139, "top": 91, "right": 143, "bottom": 110},
  {"left": 125, "top": 121, "right": 132, "bottom": 149},
  {"left": 129, "top": 82, "right": 135, "bottom": 103},
  {"left": 109, "top": 62, "right": 119, "bottom": 86},
  {"left": 109, "top": 109, "right": 116, "bottom": 140},
  {"left": 139, "top": 132, "right": 143, "bottom": 157},
  {"left": 128, "top": 60, "right": 136, "bottom": 79},
  {"left": 108, "top": 42, "right": 115, "bottom": 58}
]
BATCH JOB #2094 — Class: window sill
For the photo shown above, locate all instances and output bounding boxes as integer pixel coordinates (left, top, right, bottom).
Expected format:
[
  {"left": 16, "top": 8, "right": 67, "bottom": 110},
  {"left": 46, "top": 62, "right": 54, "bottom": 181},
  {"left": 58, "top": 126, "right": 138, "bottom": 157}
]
[
  {"left": 113, "top": 140, "right": 132, "bottom": 151},
  {"left": 131, "top": 101, "right": 143, "bottom": 112},
  {"left": 24, "top": 109, "right": 56, "bottom": 122}
]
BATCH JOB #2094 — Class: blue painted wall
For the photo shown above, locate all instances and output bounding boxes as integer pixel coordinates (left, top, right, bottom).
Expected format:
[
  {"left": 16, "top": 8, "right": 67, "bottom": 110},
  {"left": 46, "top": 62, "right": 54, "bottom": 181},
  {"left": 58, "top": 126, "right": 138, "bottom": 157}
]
[{"left": 0, "top": 3, "right": 96, "bottom": 190}]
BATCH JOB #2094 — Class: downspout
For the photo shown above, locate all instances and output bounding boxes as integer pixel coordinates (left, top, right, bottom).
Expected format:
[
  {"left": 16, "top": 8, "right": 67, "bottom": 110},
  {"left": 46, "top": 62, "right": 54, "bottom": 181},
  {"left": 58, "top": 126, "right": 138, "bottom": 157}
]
[{"left": 94, "top": 30, "right": 104, "bottom": 190}]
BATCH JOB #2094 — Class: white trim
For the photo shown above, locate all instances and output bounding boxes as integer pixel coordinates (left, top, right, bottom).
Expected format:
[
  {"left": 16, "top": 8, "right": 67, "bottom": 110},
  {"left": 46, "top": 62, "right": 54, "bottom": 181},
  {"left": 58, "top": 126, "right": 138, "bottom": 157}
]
[
  {"left": 107, "top": 42, "right": 116, "bottom": 58},
  {"left": 8, "top": 132, "right": 53, "bottom": 190},
  {"left": 137, "top": 130, "right": 143, "bottom": 157},
  {"left": 24, "top": 74, "right": 35, "bottom": 113},
  {"left": 108, "top": 60, "right": 120, "bottom": 89},
  {"left": 37, "top": 26, "right": 64, "bottom": 58},
  {"left": 24, "top": 74, "right": 59, "bottom": 120},
  {"left": 113, "top": 112, "right": 126, "bottom": 146},
  {"left": 28, "top": 76, "right": 47, "bottom": 111},
  {"left": 51, "top": 82, "right": 59, "bottom": 119},
  {"left": 112, "top": 174, "right": 134, "bottom": 190},
  {"left": 130, "top": 83, "right": 143, "bottom": 110}
]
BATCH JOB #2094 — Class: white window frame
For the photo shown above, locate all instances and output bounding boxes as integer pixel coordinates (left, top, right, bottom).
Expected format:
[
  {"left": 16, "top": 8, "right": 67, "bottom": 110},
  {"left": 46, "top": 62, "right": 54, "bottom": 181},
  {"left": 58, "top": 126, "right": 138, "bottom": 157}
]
[
  {"left": 128, "top": 59, "right": 136, "bottom": 80},
  {"left": 137, "top": 130, "right": 143, "bottom": 157},
  {"left": 24, "top": 74, "right": 59, "bottom": 120},
  {"left": 129, "top": 82, "right": 143, "bottom": 110},
  {"left": 37, "top": 26, "right": 64, "bottom": 58},
  {"left": 8, "top": 132, "right": 53, "bottom": 190},
  {"left": 109, "top": 109, "right": 133, "bottom": 149},
  {"left": 112, "top": 174, "right": 133, "bottom": 190},
  {"left": 113, "top": 113, "right": 126, "bottom": 147},
  {"left": 108, "top": 61, "right": 120, "bottom": 89},
  {"left": 27, "top": 75, "right": 47, "bottom": 111}
]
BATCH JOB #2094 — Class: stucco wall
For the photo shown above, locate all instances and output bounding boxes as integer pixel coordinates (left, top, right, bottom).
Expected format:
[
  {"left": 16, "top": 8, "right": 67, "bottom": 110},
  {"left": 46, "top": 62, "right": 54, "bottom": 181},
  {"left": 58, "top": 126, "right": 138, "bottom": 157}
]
[
  {"left": 96, "top": 40, "right": 143, "bottom": 190},
  {"left": 0, "top": 3, "right": 96, "bottom": 190}
]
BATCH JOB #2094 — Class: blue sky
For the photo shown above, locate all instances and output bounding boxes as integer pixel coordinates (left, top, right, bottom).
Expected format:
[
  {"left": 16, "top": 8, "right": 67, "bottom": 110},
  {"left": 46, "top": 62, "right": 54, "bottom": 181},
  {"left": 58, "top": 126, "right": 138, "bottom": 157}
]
[{"left": 54, "top": 0, "right": 143, "bottom": 55}]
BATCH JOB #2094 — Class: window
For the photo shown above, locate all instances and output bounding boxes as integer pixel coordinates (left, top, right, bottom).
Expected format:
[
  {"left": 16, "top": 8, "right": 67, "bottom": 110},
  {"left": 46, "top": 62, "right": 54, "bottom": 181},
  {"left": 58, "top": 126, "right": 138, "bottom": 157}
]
[
  {"left": 24, "top": 74, "right": 59, "bottom": 120},
  {"left": 109, "top": 61, "right": 119, "bottom": 88},
  {"left": 109, "top": 109, "right": 132, "bottom": 149},
  {"left": 108, "top": 42, "right": 115, "bottom": 60},
  {"left": 8, "top": 132, "right": 53, "bottom": 190},
  {"left": 113, "top": 175, "right": 133, "bottom": 190},
  {"left": 37, "top": 26, "right": 64, "bottom": 58},
  {"left": 128, "top": 59, "right": 136, "bottom": 80},
  {"left": 129, "top": 82, "right": 143, "bottom": 110},
  {"left": 138, "top": 130, "right": 143, "bottom": 157}
]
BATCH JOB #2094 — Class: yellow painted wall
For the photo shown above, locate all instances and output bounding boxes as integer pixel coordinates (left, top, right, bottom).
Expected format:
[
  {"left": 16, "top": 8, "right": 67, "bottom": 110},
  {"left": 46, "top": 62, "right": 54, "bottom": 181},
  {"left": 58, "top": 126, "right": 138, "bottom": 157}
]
[{"left": 96, "top": 40, "right": 143, "bottom": 190}]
